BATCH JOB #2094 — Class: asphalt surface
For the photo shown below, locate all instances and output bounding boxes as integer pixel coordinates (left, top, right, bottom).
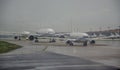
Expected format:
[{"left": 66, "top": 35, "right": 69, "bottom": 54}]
[
  {"left": 0, "top": 40, "right": 119, "bottom": 70},
  {"left": 46, "top": 45, "right": 120, "bottom": 68},
  {"left": 0, "top": 52, "right": 119, "bottom": 70}
]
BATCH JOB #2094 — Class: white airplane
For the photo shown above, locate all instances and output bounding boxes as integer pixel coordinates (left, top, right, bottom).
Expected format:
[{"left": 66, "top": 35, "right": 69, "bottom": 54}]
[
  {"left": 36, "top": 28, "right": 55, "bottom": 37},
  {"left": 13, "top": 31, "right": 31, "bottom": 40},
  {"left": 54, "top": 33, "right": 66, "bottom": 38},
  {"left": 66, "top": 32, "right": 95, "bottom": 46},
  {"left": 90, "top": 33, "right": 97, "bottom": 38},
  {"left": 104, "top": 32, "right": 120, "bottom": 39},
  {"left": 69, "top": 32, "right": 89, "bottom": 38},
  {"left": 21, "top": 31, "right": 30, "bottom": 35},
  {"left": 28, "top": 28, "right": 56, "bottom": 41},
  {"left": 115, "top": 32, "right": 120, "bottom": 38}
]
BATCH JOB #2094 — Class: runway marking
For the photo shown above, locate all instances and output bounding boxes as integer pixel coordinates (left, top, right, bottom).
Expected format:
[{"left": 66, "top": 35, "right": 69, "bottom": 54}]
[{"left": 42, "top": 46, "right": 48, "bottom": 51}]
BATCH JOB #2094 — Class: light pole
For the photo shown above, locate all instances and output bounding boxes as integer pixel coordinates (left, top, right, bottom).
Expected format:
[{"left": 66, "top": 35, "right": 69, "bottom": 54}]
[
  {"left": 107, "top": 27, "right": 110, "bottom": 31},
  {"left": 118, "top": 26, "right": 120, "bottom": 35},
  {"left": 107, "top": 26, "right": 110, "bottom": 35}
]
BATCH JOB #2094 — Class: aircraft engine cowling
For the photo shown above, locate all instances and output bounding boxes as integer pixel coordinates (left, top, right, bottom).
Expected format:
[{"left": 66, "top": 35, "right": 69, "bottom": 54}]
[{"left": 28, "top": 35, "right": 34, "bottom": 41}]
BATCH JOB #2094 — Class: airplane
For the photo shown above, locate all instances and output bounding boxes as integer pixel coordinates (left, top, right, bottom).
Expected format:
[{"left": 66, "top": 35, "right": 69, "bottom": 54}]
[
  {"left": 36, "top": 28, "right": 55, "bottom": 37},
  {"left": 115, "top": 32, "right": 120, "bottom": 38},
  {"left": 12, "top": 28, "right": 55, "bottom": 41},
  {"left": 65, "top": 32, "right": 95, "bottom": 46},
  {"left": 28, "top": 30, "right": 95, "bottom": 46},
  {"left": 13, "top": 28, "right": 95, "bottom": 46},
  {"left": 13, "top": 31, "right": 31, "bottom": 40},
  {"left": 90, "top": 33, "right": 97, "bottom": 38},
  {"left": 103, "top": 32, "right": 120, "bottom": 39},
  {"left": 28, "top": 28, "right": 56, "bottom": 42},
  {"left": 54, "top": 33, "right": 66, "bottom": 38}
]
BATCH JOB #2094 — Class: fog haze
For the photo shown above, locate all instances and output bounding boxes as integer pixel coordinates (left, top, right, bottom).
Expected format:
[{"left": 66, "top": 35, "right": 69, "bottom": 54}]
[{"left": 0, "top": 0, "right": 120, "bottom": 32}]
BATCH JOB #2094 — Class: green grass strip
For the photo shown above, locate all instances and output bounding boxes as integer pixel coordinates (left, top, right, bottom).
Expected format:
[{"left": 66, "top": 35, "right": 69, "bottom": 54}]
[{"left": 0, "top": 41, "right": 22, "bottom": 53}]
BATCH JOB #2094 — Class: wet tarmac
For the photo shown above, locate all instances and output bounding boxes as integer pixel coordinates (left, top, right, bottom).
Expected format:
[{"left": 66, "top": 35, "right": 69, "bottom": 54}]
[
  {"left": 0, "top": 40, "right": 120, "bottom": 70},
  {"left": 0, "top": 52, "right": 119, "bottom": 70}
]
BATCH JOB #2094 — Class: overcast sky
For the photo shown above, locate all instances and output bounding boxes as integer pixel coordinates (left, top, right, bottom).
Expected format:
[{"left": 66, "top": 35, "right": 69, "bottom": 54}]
[{"left": 0, "top": 0, "right": 120, "bottom": 33}]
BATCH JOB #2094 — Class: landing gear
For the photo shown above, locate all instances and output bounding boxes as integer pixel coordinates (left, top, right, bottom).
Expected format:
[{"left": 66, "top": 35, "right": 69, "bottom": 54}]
[
  {"left": 49, "top": 38, "right": 56, "bottom": 43},
  {"left": 66, "top": 40, "right": 74, "bottom": 46},
  {"left": 90, "top": 40, "right": 95, "bottom": 44},
  {"left": 69, "top": 42, "right": 73, "bottom": 46},
  {"left": 34, "top": 37, "right": 39, "bottom": 43},
  {"left": 83, "top": 41, "right": 87, "bottom": 46}
]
